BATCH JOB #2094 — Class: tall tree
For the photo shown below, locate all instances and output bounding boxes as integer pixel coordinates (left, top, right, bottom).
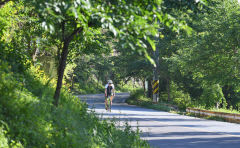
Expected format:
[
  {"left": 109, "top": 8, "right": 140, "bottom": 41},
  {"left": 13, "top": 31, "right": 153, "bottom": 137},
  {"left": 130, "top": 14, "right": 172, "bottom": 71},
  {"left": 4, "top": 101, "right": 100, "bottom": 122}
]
[
  {"left": 169, "top": 0, "right": 240, "bottom": 108},
  {"left": 23, "top": 0, "right": 164, "bottom": 106}
]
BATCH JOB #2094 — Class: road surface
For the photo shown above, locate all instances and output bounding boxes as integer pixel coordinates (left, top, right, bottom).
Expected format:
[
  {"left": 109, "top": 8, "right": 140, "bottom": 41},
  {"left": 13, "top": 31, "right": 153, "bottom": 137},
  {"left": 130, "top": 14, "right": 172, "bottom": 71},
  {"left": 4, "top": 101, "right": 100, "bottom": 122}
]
[{"left": 77, "top": 93, "right": 240, "bottom": 148}]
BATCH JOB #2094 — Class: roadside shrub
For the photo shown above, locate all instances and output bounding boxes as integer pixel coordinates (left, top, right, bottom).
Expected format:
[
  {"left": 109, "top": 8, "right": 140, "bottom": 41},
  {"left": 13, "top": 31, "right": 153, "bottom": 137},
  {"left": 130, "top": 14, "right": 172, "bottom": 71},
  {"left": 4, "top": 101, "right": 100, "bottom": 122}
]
[
  {"left": 0, "top": 125, "right": 23, "bottom": 148},
  {"left": 170, "top": 82, "right": 192, "bottom": 110},
  {"left": 76, "top": 83, "right": 104, "bottom": 95},
  {"left": 126, "top": 89, "right": 149, "bottom": 105},
  {"left": 127, "top": 89, "right": 176, "bottom": 112},
  {"left": 0, "top": 126, "right": 10, "bottom": 148},
  {"left": 200, "top": 84, "right": 227, "bottom": 109},
  {"left": 223, "top": 86, "right": 240, "bottom": 110},
  {"left": 116, "top": 84, "right": 140, "bottom": 93}
]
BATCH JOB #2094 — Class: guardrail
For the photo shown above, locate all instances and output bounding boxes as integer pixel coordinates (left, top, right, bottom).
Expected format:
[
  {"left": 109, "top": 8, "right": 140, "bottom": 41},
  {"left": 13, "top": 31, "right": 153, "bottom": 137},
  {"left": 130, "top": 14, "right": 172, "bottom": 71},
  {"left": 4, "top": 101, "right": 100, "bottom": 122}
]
[{"left": 186, "top": 108, "right": 240, "bottom": 124}]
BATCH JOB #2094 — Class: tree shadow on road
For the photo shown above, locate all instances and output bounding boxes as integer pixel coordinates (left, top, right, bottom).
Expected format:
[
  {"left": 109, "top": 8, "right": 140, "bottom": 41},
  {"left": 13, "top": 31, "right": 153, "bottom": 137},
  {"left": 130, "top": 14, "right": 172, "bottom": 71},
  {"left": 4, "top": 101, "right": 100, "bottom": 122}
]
[
  {"left": 80, "top": 93, "right": 240, "bottom": 148},
  {"left": 147, "top": 136, "right": 240, "bottom": 148}
]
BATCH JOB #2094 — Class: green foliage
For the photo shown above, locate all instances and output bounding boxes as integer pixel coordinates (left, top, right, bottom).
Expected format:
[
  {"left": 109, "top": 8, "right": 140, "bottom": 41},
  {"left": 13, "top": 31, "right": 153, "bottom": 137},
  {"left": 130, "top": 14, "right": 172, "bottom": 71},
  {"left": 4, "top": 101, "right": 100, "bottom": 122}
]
[
  {"left": 186, "top": 112, "right": 227, "bottom": 123},
  {"left": 199, "top": 84, "right": 227, "bottom": 109},
  {"left": 126, "top": 83, "right": 193, "bottom": 111},
  {"left": 126, "top": 89, "right": 174, "bottom": 112},
  {"left": 163, "top": 0, "right": 240, "bottom": 111},
  {"left": 0, "top": 61, "right": 148, "bottom": 147},
  {"left": 0, "top": 1, "right": 30, "bottom": 72},
  {"left": 23, "top": 0, "right": 163, "bottom": 59},
  {"left": 126, "top": 89, "right": 149, "bottom": 105},
  {"left": 175, "top": 0, "right": 240, "bottom": 85},
  {"left": 0, "top": 124, "right": 23, "bottom": 148},
  {"left": 169, "top": 82, "right": 192, "bottom": 110},
  {"left": 208, "top": 108, "right": 240, "bottom": 114},
  {"left": 2, "top": 0, "right": 240, "bottom": 145},
  {"left": 76, "top": 83, "right": 104, "bottom": 95},
  {"left": 116, "top": 84, "right": 140, "bottom": 93},
  {"left": 67, "top": 54, "right": 108, "bottom": 94},
  {"left": 1, "top": 62, "right": 54, "bottom": 146},
  {"left": 222, "top": 85, "right": 240, "bottom": 110},
  {"left": 0, "top": 126, "right": 8, "bottom": 148}
]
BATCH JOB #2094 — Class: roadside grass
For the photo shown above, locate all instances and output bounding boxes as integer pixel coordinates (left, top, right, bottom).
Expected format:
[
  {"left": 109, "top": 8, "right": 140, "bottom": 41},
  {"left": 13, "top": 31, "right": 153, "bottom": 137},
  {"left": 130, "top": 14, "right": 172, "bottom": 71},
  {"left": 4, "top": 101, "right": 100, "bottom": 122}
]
[
  {"left": 184, "top": 108, "right": 240, "bottom": 123},
  {"left": 126, "top": 89, "right": 174, "bottom": 112},
  {"left": 0, "top": 62, "right": 150, "bottom": 148},
  {"left": 126, "top": 89, "right": 240, "bottom": 124},
  {"left": 185, "top": 113, "right": 227, "bottom": 122},
  {"left": 193, "top": 107, "right": 240, "bottom": 114}
]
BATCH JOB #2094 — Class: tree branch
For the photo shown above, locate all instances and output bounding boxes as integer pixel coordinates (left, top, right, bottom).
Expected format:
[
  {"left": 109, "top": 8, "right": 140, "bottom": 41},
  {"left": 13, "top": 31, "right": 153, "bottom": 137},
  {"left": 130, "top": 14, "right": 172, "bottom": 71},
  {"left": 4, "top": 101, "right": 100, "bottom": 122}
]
[
  {"left": 65, "top": 27, "right": 83, "bottom": 43},
  {"left": 0, "top": 0, "right": 11, "bottom": 6},
  {"left": 62, "top": 21, "right": 65, "bottom": 41}
]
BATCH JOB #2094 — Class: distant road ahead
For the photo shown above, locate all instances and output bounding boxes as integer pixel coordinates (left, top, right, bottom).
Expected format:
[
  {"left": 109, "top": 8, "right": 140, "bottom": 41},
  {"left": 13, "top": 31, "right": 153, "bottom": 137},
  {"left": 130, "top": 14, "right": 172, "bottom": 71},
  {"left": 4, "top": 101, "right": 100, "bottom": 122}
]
[{"left": 78, "top": 93, "right": 240, "bottom": 148}]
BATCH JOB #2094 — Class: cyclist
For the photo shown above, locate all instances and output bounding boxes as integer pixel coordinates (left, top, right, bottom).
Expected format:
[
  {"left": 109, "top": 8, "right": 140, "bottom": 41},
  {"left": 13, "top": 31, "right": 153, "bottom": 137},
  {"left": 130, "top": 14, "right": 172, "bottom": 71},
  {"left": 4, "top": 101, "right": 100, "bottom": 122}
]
[{"left": 105, "top": 80, "right": 115, "bottom": 110}]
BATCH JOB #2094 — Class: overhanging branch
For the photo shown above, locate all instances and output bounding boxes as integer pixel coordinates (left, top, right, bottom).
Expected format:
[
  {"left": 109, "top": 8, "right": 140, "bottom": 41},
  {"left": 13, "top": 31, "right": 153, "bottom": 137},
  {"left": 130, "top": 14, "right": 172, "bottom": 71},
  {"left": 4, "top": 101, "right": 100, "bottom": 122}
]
[
  {"left": 0, "top": 0, "right": 11, "bottom": 6},
  {"left": 65, "top": 27, "right": 83, "bottom": 43}
]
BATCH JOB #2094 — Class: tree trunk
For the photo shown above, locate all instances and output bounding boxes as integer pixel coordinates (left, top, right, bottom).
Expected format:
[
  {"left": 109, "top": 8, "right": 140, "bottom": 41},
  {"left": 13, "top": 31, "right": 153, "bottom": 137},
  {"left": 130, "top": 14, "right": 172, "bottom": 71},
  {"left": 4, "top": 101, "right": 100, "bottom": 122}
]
[
  {"left": 56, "top": 44, "right": 61, "bottom": 70},
  {"left": 97, "top": 74, "right": 100, "bottom": 89},
  {"left": 53, "top": 26, "right": 83, "bottom": 107},
  {"left": 53, "top": 40, "right": 70, "bottom": 106},
  {"left": 147, "top": 78, "right": 152, "bottom": 98},
  {"left": 71, "top": 73, "right": 74, "bottom": 90},
  {"left": 143, "top": 79, "right": 146, "bottom": 96},
  {"left": 167, "top": 78, "right": 171, "bottom": 102}
]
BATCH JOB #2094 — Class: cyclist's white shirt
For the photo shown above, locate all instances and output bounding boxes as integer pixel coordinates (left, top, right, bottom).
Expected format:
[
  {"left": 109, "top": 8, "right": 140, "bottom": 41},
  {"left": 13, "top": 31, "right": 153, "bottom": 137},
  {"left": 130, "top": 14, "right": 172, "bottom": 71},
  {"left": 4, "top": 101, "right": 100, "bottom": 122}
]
[{"left": 105, "top": 84, "right": 115, "bottom": 89}]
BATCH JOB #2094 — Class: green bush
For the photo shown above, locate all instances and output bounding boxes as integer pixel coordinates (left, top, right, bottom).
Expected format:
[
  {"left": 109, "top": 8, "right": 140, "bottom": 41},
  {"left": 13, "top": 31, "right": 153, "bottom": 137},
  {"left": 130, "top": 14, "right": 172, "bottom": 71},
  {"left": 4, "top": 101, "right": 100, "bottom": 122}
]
[
  {"left": 199, "top": 84, "right": 227, "bottom": 109},
  {"left": 170, "top": 82, "right": 192, "bottom": 110},
  {"left": 0, "top": 121, "right": 23, "bottom": 148},
  {"left": 126, "top": 89, "right": 173, "bottom": 112},
  {"left": 116, "top": 84, "right": 140, "bottom": 93},
  {"left": 126, "top": 89, "right": 149, "bottom": 104},
  {"left": 75, "top": 82, "right": 104, "bottom": 95},
  {"left": 0, "top": 62, "right": 149, "bottom": 147},
  {"left": 126, "top": 83, "right": 193, "bottom": 111}
]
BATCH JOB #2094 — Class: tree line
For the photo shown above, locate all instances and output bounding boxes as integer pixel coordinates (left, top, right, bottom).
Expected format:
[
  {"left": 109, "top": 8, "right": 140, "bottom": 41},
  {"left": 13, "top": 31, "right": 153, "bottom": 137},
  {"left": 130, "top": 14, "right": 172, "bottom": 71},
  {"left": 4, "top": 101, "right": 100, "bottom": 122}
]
[
  {"left": 60, "top": 0, "right": 240, "bottom": 110},
  {"left": 1, "top": 0, "right": 206, "bottom": 107}
]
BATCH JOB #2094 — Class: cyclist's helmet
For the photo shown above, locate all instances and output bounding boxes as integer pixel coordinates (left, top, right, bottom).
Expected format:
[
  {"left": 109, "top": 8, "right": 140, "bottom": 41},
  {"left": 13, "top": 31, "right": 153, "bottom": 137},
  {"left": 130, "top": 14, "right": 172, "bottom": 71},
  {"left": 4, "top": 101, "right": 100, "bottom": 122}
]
[{"left": 108, "top": 80, "right": 113, "bottom": 84}]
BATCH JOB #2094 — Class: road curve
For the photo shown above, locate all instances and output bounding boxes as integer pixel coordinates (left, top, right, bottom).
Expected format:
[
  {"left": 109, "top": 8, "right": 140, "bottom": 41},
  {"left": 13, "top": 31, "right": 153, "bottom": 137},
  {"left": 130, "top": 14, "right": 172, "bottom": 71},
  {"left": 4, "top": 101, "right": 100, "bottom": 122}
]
[{"left": 77, "top": 93, "right": 240, "bottom": 148}]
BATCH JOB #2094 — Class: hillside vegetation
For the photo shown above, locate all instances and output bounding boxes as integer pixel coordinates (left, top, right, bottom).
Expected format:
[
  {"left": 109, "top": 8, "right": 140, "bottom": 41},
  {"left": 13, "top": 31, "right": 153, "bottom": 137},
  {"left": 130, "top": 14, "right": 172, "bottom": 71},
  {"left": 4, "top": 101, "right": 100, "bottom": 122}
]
[{"left": 0, "top": 62, "right": 149, "bottom": 147}]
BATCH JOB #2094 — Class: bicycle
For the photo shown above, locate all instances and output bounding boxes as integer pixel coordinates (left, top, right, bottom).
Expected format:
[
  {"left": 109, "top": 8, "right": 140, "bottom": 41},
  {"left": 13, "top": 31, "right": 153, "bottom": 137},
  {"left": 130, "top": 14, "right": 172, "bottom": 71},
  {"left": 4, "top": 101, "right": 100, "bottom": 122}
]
[{"left": 105, "top": 96, "right": 112, "bottom": 112}]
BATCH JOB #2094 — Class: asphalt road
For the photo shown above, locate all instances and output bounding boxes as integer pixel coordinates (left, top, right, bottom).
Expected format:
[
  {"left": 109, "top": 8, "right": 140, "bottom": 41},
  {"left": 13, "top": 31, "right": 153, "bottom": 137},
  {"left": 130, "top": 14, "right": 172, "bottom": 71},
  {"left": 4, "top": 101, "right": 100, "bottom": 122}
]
[{"left": 77, "top": 93, "right": 240, "bottom": 148}]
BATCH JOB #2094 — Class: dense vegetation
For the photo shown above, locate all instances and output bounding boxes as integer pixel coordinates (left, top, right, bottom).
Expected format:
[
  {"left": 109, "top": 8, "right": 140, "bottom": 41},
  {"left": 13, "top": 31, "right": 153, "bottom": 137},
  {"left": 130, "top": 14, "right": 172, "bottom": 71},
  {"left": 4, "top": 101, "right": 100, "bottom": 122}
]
[
  {"left": 1, "top": 0, "right": 202, "bottom": 146},
  {"left": 0, "top": 62, "right": 149, "bottom": 147},
  {"left": 0, "top": 0, "right": 164, "bottom": 147},
  {"left": 0, "top": 1, "right": 150, "bottom": 144},
  {"left": 67, "top": 0, "right": 240, "bottom": 113},
  {"left": 126, "top": 0, "right": 240, "bottom": 113},
  {"left": 1, "top": 0, "right": 239, "bottom": 147}
]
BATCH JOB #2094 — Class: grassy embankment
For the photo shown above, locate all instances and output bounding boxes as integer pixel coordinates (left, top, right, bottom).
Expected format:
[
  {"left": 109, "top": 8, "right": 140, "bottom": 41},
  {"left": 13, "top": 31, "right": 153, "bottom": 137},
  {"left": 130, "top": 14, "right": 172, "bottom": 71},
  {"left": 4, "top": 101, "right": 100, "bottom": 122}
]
[
  {"left": 0, "top": 62, "right": 149, "bottom": 148},
  {"left": 126, "top": 89, "right": 240, "bottom": 123},
  {"left": 126, "top": 89, "right": 178, "bottom": 112}
]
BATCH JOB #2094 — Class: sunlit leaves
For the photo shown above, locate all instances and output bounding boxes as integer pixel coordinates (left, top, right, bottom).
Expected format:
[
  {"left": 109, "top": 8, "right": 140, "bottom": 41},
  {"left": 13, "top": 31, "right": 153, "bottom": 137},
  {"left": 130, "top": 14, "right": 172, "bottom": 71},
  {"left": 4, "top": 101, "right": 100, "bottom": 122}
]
[
  {"left": 21, "top": 0, "right": 203, "bottom": 75},
  {"left": 0, "top": 1, "right": 20, "bottom": 42},
  {"left": 147, "top": 37, "right": 156, "bottom": 51},
  {"left": 171, "top": 0, "right": 240, "bottom": 86}
]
